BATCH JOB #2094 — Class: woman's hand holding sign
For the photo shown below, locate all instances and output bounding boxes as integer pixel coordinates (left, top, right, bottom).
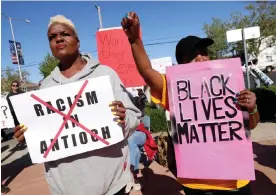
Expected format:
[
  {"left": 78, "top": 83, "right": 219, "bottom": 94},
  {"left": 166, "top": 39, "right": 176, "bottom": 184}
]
[
  {"left": 236, "top": 89, "right": 259, "bottom": 129},
  {"left": 236, "top": 90, "right": 256, "bottom": 111},
  {"left": 14, "top": 124, "right": 27, "bottom": 142},
  {"left": 110, "top": 101, "right": 126, "bottom": 126}
]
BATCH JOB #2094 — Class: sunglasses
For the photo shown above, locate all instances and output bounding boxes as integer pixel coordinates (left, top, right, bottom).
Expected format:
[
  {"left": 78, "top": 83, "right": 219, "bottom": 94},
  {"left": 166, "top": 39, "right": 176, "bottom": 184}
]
[{"left": 12, "top": 85, "right": 19, "bottom": 87}]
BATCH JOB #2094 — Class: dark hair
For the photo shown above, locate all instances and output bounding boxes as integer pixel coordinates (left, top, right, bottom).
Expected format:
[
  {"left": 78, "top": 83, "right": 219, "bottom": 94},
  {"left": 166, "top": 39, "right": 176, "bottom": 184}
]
[{"left": 11, "top": 80, "right": 20, "bottom": 86}]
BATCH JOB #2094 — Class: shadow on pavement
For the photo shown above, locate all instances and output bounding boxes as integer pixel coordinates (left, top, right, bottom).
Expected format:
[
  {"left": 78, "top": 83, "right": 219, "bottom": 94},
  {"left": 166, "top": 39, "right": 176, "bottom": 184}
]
[
  {"left": 140, "top": 167, "right": 183, "bottom": 195},
  {"left": 1, "top": 144, "right": 27, "bottom": 164},
  {"left": 253, "top": 142, "right": 276, "bottom": 170},
  {"left": 1, "top": 150, "right": 33, "bottom": 185},
  {"left": 1, "top": 145, "right": 10, "bottom": 153},
  {"left": 251, "top": 170, "right": 276, "bottom": 195}
]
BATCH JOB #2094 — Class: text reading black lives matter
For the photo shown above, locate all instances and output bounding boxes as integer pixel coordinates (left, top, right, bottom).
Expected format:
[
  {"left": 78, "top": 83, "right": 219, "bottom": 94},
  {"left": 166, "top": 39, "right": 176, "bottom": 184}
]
[
  {"left": 32, "top": 91, "right": 112, "bottom": 154},
  {"left": 176, "top": 74, "right": 244, "bottom": 145},
  {"left": 99, "top": 33, "right": 137, "bottom": 85}
]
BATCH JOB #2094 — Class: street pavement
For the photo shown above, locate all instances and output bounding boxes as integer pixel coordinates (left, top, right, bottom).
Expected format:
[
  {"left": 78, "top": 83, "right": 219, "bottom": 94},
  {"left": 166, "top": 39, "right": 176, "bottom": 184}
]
[{"left": 1, "top": 122, "right": 276, "bottom": 195}]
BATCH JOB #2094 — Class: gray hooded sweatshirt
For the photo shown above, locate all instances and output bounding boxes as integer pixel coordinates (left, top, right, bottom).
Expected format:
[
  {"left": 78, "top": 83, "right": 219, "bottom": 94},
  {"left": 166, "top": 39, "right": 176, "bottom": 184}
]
[{"left": 40, "top": 54, "right": 141, "bottom": 195}]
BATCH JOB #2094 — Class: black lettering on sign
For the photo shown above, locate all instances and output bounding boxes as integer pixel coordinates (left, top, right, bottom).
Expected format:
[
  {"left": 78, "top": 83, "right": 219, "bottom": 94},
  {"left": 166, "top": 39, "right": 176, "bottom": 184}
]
[
  {"left": 218, "top": 122, "right": 229, "bottom": 141},
  {"left": 63, "top": 114, "right": 79, "bottom": 130},
  {"left": 61, "top": 135, "right": 69, "bottom": 149},
  {"left": 221, "top": 74, "right": 235, "bottom": 95},
  {"left": 229, "top": 121, "right": 243, "bottom": 141},
  {"left": 177, "top": 80, "right": 188, "bottom": 101},
  {"left": 209, "top": 122, "right": 218, "bottom": 142},
  {"left": 79, "top": 132, "right": 88, "bottom": 144},
  {"left": 71, "top": 134, "right": 77, "bottom": 147},
  {"left": 56, "top": 99, "right": 66, "bottom": 111},
  {"left": 85, "top": 91, "right": 98, "bottom": 105},
  {"left": 179, "top": 102, "right": 192, "bottom": 122},
  {"left": 192, "top": 100, "right": 198, "bottom": 121},
  {"left": 177, "top": 122, "right": 189, "bottom": 144},
  {"left": 210, "top": 75, "right": 222, "bottom": 96},
  {"left": 46, "top": 101, "right": 55, "bottom": 114},
  {"left": 91, "top": 129, "right": 99, "bottom": 142},
  {"left": 224, "top": 96, "right": 237, "bottom": 118},
  {"left": 190, "top": 124, "right": 199, "bottom": 143},
  {"left": 50, "top": 139, "right": 60, "bottom": 151},
  {"left": 201, "top": 78, "right": 211, "bottom": 98},
  {"left": 188, "top": 80, "right": 199, "bottom": 100},
  {"left": 75, "top": 95, "right": 84, "bottom": 107},
  {"left": 102, "top": 126, "right": 111, "bottom": 139},
  {"left": 212, "top": 97, "right": 225, "bottom": 120},
  {"left": 40, "top": 141, "right": 47, "bottom": 154},
  {"left": 201, "top": 99, "right": 212, "bottom": 120},
  {"left": 67, "top": 96, "right": 73, "bottom": 108},
  {"left": 198, "top": 123, "right": 208, "bottom": 143},
  {"left": 34, "top": 104, "right": 44, "bottom": 117}
]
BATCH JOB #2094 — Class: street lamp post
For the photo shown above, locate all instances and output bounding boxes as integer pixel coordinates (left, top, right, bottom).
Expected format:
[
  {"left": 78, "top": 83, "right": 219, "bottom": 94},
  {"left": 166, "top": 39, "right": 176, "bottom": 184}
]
[
  {"left": 94, "top": 3, "right": 103, "bottom": 29},
  {"left": 2, "top": 13, "right": 30, "bottom": 83}
]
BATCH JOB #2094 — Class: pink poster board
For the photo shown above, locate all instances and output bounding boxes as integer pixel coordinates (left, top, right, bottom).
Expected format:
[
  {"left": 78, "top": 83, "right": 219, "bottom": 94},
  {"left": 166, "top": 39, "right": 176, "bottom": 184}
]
[{"left": 166, "top": 58, "right": 255, "bottom": 180}]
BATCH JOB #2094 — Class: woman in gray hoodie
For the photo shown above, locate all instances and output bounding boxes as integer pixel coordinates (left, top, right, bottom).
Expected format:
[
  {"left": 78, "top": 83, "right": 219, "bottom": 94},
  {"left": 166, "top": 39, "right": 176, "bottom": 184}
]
[{"left": 14, "top": 15, "right": 141, "bottom": 195}]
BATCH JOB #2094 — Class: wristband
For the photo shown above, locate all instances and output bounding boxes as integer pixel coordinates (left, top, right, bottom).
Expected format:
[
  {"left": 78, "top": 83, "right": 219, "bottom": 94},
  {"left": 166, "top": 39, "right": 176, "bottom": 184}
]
[{"left": 249, "top": 105, "right": 258, "bottom": 115}]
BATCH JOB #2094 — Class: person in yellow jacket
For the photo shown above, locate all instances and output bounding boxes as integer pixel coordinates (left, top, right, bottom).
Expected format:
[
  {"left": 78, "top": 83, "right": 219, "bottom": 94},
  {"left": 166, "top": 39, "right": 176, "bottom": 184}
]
[{"left": 121, "top": 12, "right": 260, "bottom": 195}]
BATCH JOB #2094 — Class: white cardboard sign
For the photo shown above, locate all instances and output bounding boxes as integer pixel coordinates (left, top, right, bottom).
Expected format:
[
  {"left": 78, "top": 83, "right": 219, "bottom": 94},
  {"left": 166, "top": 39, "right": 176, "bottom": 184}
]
[
  {"left": 151, "top": 57, "right": 173, "bottom": 74},
  {"left": 1, "top": 97, "right": 15, "bottom": 129},
  {"left": 10, "top": 76, "right": 124, "bottom": 163}
]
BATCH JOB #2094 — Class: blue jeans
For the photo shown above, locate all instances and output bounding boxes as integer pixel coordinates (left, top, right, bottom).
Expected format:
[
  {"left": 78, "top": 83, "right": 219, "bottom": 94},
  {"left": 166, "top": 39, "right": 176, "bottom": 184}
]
[{"left": 128, "top": 131, "right": 146, "bottom": 171}]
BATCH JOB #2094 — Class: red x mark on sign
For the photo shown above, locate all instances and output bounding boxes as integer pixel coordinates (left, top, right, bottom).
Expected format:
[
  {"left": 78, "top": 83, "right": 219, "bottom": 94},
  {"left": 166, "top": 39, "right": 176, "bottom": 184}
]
[{"left": 30, "top": 80, "right": 109, "bottom": 159}]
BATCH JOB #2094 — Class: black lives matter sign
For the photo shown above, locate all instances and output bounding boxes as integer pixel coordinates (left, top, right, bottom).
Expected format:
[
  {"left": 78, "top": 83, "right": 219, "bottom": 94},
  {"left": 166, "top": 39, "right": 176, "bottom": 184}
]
[{"left": 167, "top": 59, "right": 255, "bottom": 180}]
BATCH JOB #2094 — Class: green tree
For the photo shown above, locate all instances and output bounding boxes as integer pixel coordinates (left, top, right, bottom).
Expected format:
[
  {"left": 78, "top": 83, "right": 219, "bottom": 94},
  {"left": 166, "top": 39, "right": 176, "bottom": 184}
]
[
  {"left": 203, "top": 18, "right": 229, "bottom": 59},
  {"left": 1, "top": 67, "right": 29, "bottom": 93},
  {"left": 39, "top": 53, "right": 59, "bottom": 78},
  {"left": 203, "top": 2, "right": 276, "bottom": 59},
  {"left": 228, "top": 2, "right": 276, "bottom": 59}
]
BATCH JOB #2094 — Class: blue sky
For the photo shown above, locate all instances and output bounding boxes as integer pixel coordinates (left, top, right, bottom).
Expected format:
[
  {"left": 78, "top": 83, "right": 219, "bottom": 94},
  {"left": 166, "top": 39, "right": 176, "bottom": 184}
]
[{"left": 1, "top": 1, "right": 249, "bottom": 83}]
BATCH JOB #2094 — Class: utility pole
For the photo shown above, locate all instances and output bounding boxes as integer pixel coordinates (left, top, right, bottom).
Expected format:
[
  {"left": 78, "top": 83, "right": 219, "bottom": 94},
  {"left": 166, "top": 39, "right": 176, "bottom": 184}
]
[
  {"left": 242, "top": 28, "right": 251, "bottom": 89},
  {"left": 94, "top": 3, "right": 103, "bottom": 29},
  {"left": 2, "top": 13, "right": 30, "bottom": 91},
  {"left": 8, "top": 17, "right": 23, "bottom": 82}
]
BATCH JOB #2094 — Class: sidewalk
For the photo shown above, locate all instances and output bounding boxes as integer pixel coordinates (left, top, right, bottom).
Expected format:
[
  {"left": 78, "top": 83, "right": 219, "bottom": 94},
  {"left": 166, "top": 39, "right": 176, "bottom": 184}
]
[{"left": 1, "top": 122, "right": 275, "bottom": 195}]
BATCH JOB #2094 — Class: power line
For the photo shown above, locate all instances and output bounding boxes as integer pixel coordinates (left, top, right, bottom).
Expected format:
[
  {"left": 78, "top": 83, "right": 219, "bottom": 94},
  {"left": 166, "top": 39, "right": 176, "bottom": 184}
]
[
  {"left": 89, "top": 39, "right": 180, "bottom": 54},
  {"left": 2, "top": 39, "right": 180, "bottom": 72},
  {"left": 1, "top": 62, "right": 40, "bottom": 72}
]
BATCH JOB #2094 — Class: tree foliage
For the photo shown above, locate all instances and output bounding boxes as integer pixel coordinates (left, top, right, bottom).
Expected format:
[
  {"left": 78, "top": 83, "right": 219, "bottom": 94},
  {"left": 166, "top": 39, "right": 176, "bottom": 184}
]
[
  {"left": 144, "top": 106, "right": 168, "bottom": 133},
  {"left": 203, "top": 1, "right": 276, "bottom": 60},
  {"left": 39, "top": 53, "right": 59, "bottom": 79},
  {"left": 203, "top": 18, "right": 229, "bottom": 59},
  {"left": 1, "top": 67, "right": 29, "bottom": 93}
]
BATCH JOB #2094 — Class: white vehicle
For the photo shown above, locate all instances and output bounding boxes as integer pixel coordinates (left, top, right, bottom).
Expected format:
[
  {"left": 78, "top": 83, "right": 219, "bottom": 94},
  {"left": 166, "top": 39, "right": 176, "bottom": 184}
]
[
  {"left": 257, "top": 61, "right": 276, "bottom": 72},
  {"left": 242, "top": 60, "right": 276, "bottom": 73}
]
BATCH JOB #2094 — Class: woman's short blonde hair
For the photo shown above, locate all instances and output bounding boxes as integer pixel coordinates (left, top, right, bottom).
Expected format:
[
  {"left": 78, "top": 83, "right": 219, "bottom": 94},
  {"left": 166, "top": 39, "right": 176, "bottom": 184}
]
[{"left": 48, "top": 15, "right": 77, "bottom": 35}]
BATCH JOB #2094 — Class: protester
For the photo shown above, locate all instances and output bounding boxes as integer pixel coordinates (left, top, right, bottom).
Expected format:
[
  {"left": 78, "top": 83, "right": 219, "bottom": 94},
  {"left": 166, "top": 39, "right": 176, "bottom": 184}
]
[
  {"left": 126, "top": 115, "right": 157, "bottom": 192},
  {"left": 14, "top": 15, "right": 141, "bottom": 195},
  {"left": 133, "top": 88, "right": 148, "bottom": 115},
  {"left": 121, "top": 12, "right": 260, "bottom": 195},
  {"left": 6, "top": 80, "right": 23, "bottom": 127}
]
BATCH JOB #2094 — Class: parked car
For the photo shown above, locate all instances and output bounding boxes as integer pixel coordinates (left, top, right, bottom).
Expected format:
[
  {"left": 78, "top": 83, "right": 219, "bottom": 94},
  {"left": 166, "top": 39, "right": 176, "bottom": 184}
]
[{"left": 242, "top": 59, "right": 276, "bottom": 73}]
